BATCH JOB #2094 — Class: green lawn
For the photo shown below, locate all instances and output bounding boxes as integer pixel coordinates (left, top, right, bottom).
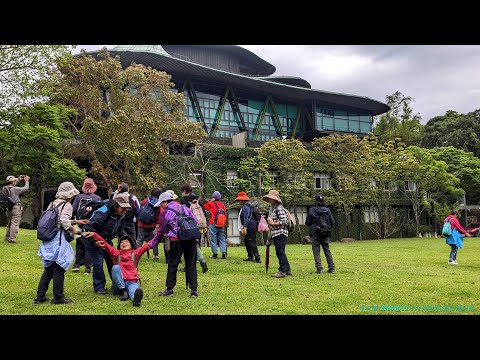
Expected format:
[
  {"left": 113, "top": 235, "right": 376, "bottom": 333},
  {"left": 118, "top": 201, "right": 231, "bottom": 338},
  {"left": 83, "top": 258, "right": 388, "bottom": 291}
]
[{"left": 1, "top": 227, "right": 479, "bottom": 315}]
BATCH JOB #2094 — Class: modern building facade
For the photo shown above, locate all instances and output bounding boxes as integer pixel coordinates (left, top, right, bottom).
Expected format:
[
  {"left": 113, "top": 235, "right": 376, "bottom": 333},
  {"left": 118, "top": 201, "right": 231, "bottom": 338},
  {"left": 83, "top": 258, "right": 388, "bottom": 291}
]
[{"left": 96, "top": 45, "right": 389, "bottom": 145}]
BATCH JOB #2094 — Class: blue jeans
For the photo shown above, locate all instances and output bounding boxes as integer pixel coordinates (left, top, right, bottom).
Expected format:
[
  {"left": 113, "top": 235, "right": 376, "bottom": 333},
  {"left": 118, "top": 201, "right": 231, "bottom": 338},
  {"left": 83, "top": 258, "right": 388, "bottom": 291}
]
[
  {"left": 111, "top": 265, "right": 139, "bottom": 300},
  {"left": 209, "top": 224, "right": 226, "bottom": 254},
  {"left": 449, "top": 244, "right": 458, "bottom": 261},
  {"left": 83, "top": 236, "right": 114, "bottom": 293}
]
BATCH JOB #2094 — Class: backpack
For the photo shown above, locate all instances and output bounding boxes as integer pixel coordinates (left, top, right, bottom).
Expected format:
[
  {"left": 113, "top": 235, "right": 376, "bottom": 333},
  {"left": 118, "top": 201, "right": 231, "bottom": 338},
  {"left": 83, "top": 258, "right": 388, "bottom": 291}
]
[
  {"left": 138, "top": 196, "right": 158, "bottom": 224},
  {"left": 117, "top": 252, "right": 142, "bottom": 284},
  {"left": 37, "top": 201, "right": 67, "bottom": 242},
  {"left": 190, "top": 201, "right": 207, "bottom": 229},
  {"left": 213, "top": 201, "right": 227, "bottom": 228},
  {"left": 315, "top": 212, "right": 332, "bottom": 237},
  {"left": 78, "top": 199, "right": 108, "bottom": 220},
  {"left": 170, "top": 205, "right": 201, "bottom": 241},
  {"left": 277, "top": 206, "right": 296, "bottom": 232},
  {"left": 0, "top": 187, "right": 15, "bottom": 211},
  {"left": 442, "top": 218, "right": 454, "bottom": 237}
]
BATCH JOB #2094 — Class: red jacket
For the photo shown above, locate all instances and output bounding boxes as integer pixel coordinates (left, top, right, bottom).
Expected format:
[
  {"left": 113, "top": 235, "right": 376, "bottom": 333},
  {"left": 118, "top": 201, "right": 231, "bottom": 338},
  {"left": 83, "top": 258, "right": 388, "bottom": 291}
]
[
  {"left": 93, "top": 233, "right": 150, "bottom": 282},
  {"left": 445, "top": 215, "right": 467, "bottom": 235},
  {"left": 203, "top": 200, "right": 227, "bottom": 226}
]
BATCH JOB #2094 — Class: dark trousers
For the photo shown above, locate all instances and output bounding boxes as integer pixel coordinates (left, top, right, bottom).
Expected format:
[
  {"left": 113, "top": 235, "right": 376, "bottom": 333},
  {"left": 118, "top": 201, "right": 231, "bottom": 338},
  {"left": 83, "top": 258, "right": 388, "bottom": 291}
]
[
  {"left": 244, "top": 227, "right": 260, "bottom": 260},
  {"left": 83, "top": 236, "right": 114, "bottom": 292},
  {"left": 74, "top": 235, "right": 92, "bottom": 268},
  {"left": 137, "top": 226, "right": 157, "bottom": 255},
  {"left": 311, "top": 235, "right": 335, "bottom": 271},
  {"left": 165, "top": 239, "right": 198, "bottom": 291},
  {"left": 273, "top": 234, "right": 290, "bottom": 273},
  {"left": 36, "top": 262, "right": 66, "bottom": 302}
]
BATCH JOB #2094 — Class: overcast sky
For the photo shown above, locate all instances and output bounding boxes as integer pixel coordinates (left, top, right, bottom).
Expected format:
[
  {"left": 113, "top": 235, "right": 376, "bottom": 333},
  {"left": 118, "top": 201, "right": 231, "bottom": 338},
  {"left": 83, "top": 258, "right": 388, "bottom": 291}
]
[{"left": 75, "top": 45, "right": 480, "bottom": 123}]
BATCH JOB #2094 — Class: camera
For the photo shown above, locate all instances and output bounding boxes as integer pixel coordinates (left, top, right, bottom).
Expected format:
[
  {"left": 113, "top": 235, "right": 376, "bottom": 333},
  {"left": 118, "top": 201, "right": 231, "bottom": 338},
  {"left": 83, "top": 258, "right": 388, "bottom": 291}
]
[{"left": 19, "top": 175, "right": 26, "bottom": 180}]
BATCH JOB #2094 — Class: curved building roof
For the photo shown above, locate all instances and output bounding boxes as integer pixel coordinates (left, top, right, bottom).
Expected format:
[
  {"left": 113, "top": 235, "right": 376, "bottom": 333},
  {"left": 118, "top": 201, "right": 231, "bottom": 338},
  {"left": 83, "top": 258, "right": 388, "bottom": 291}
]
[
  {"left": 89, "top": 45, "right": 389, "bottom": 116},
  {"left": 258, "top": 76, "right": 311, "bottom": 89}
]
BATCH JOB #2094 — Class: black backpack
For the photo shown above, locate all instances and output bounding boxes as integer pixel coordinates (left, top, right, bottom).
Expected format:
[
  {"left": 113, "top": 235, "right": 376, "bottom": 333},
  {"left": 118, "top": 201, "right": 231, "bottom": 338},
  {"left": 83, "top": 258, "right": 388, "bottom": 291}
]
[
  {"left": 78, "top": 199, "right": 108, "bottom": 220},
  {"left": 138, "top": 196, "right": 157, "bottom": 224},
  {"left": 0, "top": 187, "right": 15, "bottom": 211},
  {"left": 37, "top": 201, "right": 67, "bottom": 241},
  {"left": 170, "top": 205, "right": 201, "bottom": 241},
  {"left": 315, "top": 211, "right": 332, "bottom": 237}
]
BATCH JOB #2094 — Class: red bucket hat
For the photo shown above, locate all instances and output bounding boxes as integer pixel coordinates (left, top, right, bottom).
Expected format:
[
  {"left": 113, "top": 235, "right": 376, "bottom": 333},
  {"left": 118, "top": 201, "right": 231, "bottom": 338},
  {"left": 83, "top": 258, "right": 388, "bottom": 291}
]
[
  {"left": 235, "top": 191, "right": 250, "bottom": 201},
  {"left": 82, "top": 178, "right": 97, "bottom": 194}
]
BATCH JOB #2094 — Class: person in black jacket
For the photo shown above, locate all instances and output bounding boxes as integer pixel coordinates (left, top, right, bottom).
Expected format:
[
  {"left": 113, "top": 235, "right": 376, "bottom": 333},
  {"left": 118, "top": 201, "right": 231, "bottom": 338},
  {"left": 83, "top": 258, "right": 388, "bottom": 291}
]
[
  {"left": 305, "top": 195, "right": 336, "bottom": 274},
  {"left": 82, "top": 193, "right": 130, "bottom": 294}
]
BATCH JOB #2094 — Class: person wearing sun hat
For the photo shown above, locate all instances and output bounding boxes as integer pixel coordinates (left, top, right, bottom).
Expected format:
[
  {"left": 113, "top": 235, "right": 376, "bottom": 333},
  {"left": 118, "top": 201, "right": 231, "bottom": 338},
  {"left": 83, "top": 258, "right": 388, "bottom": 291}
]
[
  {"left": 263, "top": 189, "right": 291, "bottom": 278},
  {"left": 34, "top": 182, "right": 87, "bottom": 305},
  {"left": 71, "top": 178, "right": 102, "bottom": 274},
  {"left": 235, "top": 191, "right": 261, "bottom": 263},
  {"left": 3, "top": 174, "right": 30, "bottom": 243}
]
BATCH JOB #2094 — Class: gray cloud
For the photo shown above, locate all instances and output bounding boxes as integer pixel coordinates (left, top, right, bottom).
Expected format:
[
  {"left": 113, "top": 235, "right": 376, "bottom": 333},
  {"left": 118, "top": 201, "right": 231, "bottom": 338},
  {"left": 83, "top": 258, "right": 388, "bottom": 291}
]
[{"left": 75, "top": 45, "right": 480, "bottom": 122}]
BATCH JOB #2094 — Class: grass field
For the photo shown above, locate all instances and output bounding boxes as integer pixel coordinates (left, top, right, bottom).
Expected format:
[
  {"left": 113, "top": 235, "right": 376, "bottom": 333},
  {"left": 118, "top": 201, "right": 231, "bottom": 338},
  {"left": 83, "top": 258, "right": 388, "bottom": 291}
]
[{"left": 1, "top": 227, "right": 479, "bottom": 315}]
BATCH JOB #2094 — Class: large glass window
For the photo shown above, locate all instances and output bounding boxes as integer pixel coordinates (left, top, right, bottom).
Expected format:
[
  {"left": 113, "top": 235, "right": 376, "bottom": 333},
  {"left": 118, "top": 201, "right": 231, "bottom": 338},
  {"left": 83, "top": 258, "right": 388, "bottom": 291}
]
[
  {"left": 226, "top": 170, "right": 238, "bottom": 187},
  {"left": 314, "top": 172, "right": 330, "bottom": 190},
  {"left": 364, "top": 206, "right": 379, "bottom": 223}
]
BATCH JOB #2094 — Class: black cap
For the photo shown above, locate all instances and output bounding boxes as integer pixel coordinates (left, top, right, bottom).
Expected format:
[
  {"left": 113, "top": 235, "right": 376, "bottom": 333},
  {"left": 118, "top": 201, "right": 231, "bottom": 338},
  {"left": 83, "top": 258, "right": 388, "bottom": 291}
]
[
  {"left": 315, "top": 195, "right": 324, "bottom": 203},
  {"left": 118, "top": 235, "right": 135, "bottom": 250}
]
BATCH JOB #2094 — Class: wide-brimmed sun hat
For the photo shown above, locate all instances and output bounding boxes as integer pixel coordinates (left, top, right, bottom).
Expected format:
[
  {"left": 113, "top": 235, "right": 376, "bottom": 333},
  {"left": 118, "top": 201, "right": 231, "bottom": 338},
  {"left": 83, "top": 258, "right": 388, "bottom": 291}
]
[
  {"left": 235, "top": 191, "right": 250, "bottom": 201},
  {"left": 55, "top": 182, "right": 80, "bottom": 200},
  {"left": 82, "top": 178, "right": 97, "bottom": 194},
  {"left": 262, "top": 189, "right": 282, "bottom": 204}
]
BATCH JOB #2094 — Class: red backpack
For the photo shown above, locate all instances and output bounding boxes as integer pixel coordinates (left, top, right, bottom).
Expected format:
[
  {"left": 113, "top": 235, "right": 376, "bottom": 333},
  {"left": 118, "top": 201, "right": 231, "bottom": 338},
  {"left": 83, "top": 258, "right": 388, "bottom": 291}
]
[{"left": 213, "top": 201, "right": 227, "bottom": 228}]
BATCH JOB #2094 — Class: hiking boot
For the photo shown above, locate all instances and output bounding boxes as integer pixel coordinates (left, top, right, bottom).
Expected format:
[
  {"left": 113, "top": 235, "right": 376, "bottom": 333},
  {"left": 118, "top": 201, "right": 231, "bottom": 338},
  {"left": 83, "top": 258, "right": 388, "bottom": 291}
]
[
  {"left": 132, "top": 288, "right": 143, "bottom": 307},
  {"left": 254, "top": 257, "right": 261, "bottom": 263},
  {"left": 159, "top": 288, "right": 174, "bottom": 297},
  {"left": 315, "top": 269, "right": 324, "bottom": 274},
  {"left": 119, "top": 289, "right": 129, "bottom": 301},
  {"left": 94, "top": 288, "right": 106, "bottom": 295},
  {"left": 200, "top": 260, "right": 208, "bottom": 273},
  {"left": 33, "top": 296, "right": 48, "bottom": 304},
  {"left": 243, "top": 258, "right": 254, "bottom": 262},
  {"left": 71, "top": 265, "right": 80, "bottom": 273},
  {"left": 285, "top": 271, "right": 293, "bottom": 276},
  {"left": 190, "top": 290, "right": 198, "bottom": 298},
  {"left": 272, "top": 271, "right": 286, "bottom": 278},
  {"left": 221, "top": 253, "right": 227, "bottom": 259},
  {"left": 327, "top": 269, "right": 336, "bottom": 273},
  {"left": 153, "top": 255, "right": 160, "bottom": 261},
  {"left": 209, "top": 253, "right": 218, "bottom": 259},
  {"left": 84, "top": 267, "right": 92, "bottom": 275},
  {"left": 52, "top": 298, "right": 73, "bottom": 305}
]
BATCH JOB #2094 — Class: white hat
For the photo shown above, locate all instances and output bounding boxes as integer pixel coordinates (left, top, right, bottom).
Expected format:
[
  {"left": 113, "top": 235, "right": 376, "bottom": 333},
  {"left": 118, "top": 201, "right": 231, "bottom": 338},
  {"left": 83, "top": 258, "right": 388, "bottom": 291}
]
[
  {"left": 154, "top": 191, "right": 174, "bottom": 207},
  {"left": 6, "top": 176, "right": 18, "bottom": 183},
  {"left": 55, "top": 182, "right": 80, "bottom": 200}
]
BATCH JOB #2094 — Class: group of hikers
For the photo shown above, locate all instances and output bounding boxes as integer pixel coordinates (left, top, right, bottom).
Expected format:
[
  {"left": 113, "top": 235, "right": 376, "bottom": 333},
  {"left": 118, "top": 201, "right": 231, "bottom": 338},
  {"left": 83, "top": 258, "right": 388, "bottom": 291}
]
[{"left": 2, "top": 174, "right": 470, "bottom": 307}]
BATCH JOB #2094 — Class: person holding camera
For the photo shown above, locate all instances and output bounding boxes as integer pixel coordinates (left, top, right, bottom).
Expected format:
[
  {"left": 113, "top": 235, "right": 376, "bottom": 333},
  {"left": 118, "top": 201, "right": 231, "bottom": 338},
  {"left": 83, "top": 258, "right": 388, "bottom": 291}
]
[{"left": 3, "top": 175, "right": 30, "bottom": 243}]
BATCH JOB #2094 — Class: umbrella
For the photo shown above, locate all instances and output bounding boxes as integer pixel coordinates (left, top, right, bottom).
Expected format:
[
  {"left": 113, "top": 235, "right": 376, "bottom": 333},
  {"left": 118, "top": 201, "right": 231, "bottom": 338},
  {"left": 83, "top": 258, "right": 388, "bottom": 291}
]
[{"left": 265, "top": 239, "right": 270, "bottom": 273}]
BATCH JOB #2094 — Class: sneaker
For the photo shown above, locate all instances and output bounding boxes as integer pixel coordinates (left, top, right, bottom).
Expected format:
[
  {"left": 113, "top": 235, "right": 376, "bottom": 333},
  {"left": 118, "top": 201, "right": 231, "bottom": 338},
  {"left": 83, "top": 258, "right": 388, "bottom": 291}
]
[
  {"left": 272, "top": 271, "right": 286, "bottom": 278},
  {"left": 200, "top": 261, "right": 208, "bottom": 273},
  {"left": 221, "top": 253, "right": 227, "bottom": 259},
  {"left": 133, "top": 288, "right": 143, "bottom": 307},
  {"left": 327, "top": 269, "right": 336, "bottom": 273},
  {"left": 209, "top": 253, "right": 218, "bottom": 259},
  {"left": 84, "top": 267, "right": 92, "bottom": 275},
  {"left": 52, "top": 298, "right": 73, "bottom": 305},
  {"left": 315, "top": 269, "right": 324, "bottom": 274},
  {"left": 94, "top": 288, "right": 106, "bottom": 295},
  {"left": 159, "top": 288, "right": 174, "bottom": 297},
  {"left": 33, "top": 296, "right": 48, "bottom": 304},
  {"left": 119, "top": 289, "right": 129, "bottom": 301},
  {"left": 190, "top": 290, "right": 198, "bottom": 298},
  {"left": 448, "top": 260, "right": 458, "bottom": 265},
  {"left": 71, "top": 265, "right": 80, "bottom": 273},
  {"left": 285, "top": 271, "right": 293, "bottom": 276},
  {"left": 254, "top": 258, "right": 261, "bottom": 263},
  {"left": 243, "top": 258, "right": 254, "bottom": 262},
  {"left": 153, "top": 255, "right": 160, "bottom": 261}
]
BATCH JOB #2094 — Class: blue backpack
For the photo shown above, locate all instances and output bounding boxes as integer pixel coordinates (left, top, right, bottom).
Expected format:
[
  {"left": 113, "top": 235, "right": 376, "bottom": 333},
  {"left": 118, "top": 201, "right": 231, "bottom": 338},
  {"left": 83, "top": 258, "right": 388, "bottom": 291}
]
[
  {"left": 37, "top": 201, "right": 67, "bottom": 241},
  {"left": 138, "top": 196, "right": 158, "bottom": 224},
  {"left": 442, "top": 218, "right": 453, "bottom": 237},
  {"left": 170, "top": 205, "right": 201, "bottom": 241}
]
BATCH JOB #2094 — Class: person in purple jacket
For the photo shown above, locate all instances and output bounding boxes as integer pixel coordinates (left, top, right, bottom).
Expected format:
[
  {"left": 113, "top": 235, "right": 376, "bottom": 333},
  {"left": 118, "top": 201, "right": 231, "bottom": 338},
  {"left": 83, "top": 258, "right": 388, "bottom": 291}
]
[{"left": 151, "top": 191, "right": 199, "bottom": 298}]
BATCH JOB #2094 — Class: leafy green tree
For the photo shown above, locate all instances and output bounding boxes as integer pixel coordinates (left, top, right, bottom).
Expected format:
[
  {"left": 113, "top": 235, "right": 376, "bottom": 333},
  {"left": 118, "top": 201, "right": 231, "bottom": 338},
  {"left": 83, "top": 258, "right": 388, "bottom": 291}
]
[
  {"left": 374, "top": 91, "right": 423, "bottom": 146},
  {"left": 51, "top": 49, "right": 206, "bottom": 195},
  {"left": 0, "top": 103, "right": 86, "bottom": 216},
  {"left": 421, "top": 109, "right": 480, "bottom": 158},
  {"left": 0, "top": 45, "right": 72, "bottom": 113}
]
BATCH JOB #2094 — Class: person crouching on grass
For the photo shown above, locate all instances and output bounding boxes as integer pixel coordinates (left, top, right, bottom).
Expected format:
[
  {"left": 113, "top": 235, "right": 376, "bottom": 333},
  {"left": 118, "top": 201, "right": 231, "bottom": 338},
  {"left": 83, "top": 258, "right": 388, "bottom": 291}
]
[{"left": 89, "top": 232, "right": 153, "bottom": 307}]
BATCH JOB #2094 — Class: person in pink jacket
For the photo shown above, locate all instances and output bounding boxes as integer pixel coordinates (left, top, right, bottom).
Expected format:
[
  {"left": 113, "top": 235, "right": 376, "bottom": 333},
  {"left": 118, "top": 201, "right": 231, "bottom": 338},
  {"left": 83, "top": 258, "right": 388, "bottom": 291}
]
[
  {"left": 444, "top": 210, "right": 472, "bottom": 265},
  {"left": 91, "top": 232, "right": 154, "bottom": 306}
]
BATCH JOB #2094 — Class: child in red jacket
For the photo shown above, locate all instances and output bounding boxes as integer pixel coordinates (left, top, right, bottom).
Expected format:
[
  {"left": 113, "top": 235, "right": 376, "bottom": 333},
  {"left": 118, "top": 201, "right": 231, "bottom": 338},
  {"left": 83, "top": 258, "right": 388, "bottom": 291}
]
[{"left": 92, "top": 232, "right": 151, "bottom": 306}]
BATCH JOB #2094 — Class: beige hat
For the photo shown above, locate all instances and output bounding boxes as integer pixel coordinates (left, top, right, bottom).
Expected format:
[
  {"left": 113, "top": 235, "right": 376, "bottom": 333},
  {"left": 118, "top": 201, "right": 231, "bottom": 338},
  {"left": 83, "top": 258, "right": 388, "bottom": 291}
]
[
  {"left": 6, "top": 175, "right": 18, "bottom": 183},
  {"left": 113, "top": 193, "right": 132, "bottom": 208},
  {"left": 263, "top": 189, "right": 282, "bottom": 204},
  {"left": 55, "top": 182, "right": 80, "bottom": 200},
  {"left": 167, "top": 190, "right": 178, "bottom": 200}
]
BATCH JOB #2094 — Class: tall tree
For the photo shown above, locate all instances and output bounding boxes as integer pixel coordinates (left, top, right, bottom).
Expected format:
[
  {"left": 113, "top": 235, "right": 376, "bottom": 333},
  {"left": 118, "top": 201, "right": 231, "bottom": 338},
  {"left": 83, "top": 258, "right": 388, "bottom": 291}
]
[
  {"left": 51, "top": 49, "right": 206, "bottom": 195},
  {"left": 374, "top": 91, "right": 423, "bottom": 146},
  {"left": 0, "top": 45, "right": 72, "bottom": 113}
]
